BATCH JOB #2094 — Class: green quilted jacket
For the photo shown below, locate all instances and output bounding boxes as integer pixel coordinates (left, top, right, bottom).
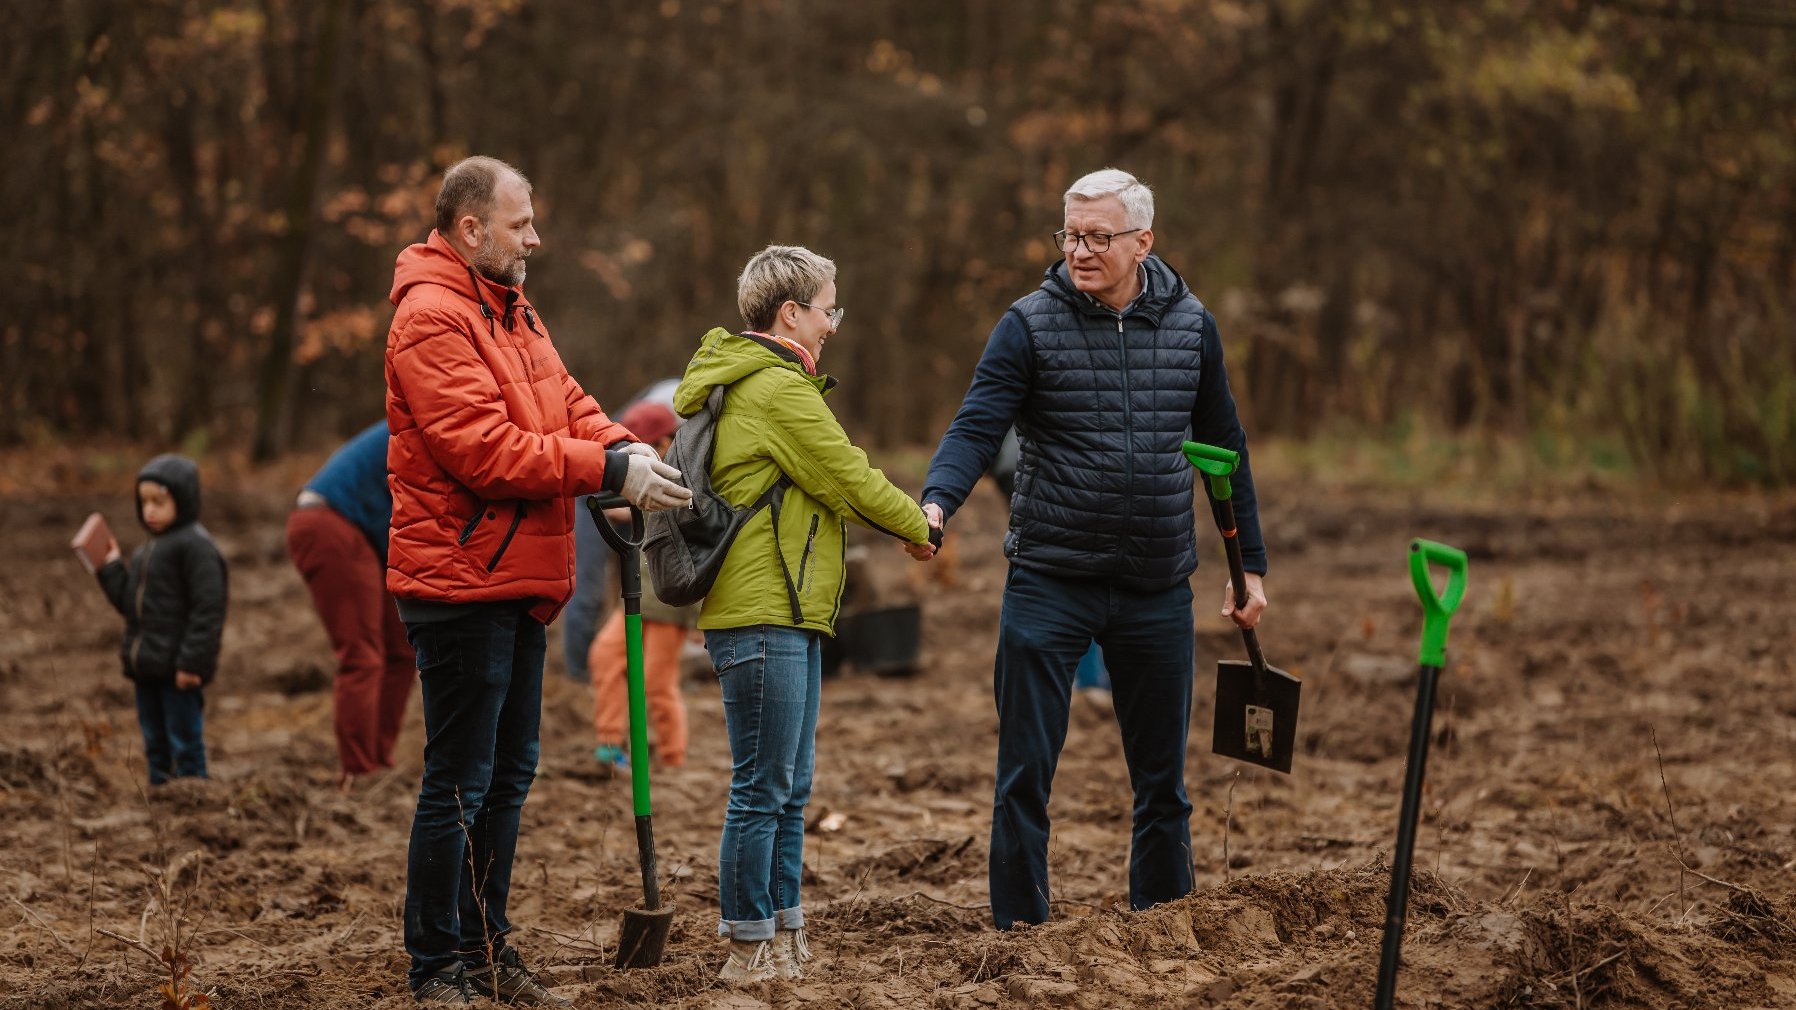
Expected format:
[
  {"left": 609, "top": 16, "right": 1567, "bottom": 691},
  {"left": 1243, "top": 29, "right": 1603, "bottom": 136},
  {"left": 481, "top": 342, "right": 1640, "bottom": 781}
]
[{"left": 673, "top": 328, "right": 930, "bottom": 635}]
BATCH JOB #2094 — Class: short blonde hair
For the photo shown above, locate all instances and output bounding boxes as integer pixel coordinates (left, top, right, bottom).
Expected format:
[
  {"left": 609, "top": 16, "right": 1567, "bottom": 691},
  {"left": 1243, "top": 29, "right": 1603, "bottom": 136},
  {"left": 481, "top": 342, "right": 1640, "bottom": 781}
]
[
  {"left": 737, "top": 245, "right": 837, "bottom": 331},
  {"left": 1064, "top": 168, "right": 1154, "bottom": 230}
]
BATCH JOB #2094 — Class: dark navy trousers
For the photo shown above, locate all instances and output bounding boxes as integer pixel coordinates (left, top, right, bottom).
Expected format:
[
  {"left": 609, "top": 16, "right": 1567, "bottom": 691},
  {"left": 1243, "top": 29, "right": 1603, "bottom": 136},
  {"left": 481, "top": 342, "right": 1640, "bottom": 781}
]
[
  {"left": 989, "top": 565, "right": 1196, "bottom": 929},
  {"left": 403, "top": 602, "right": 545, "bottom": 989},
  {"left": 133, "top": 681, "right": 207, "bottom": 784}
]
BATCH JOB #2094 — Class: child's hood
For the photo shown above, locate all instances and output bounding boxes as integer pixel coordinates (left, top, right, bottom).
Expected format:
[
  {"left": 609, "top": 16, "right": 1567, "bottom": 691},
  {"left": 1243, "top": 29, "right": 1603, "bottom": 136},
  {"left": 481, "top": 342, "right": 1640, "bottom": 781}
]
[{"left": 136, "top": 454, "right": 203, "bottom": 531}]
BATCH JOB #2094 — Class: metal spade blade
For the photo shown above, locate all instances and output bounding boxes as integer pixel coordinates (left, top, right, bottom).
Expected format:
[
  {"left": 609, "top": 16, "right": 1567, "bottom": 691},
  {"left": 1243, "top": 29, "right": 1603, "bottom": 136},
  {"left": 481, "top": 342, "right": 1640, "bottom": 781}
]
[{"left": 1212, "top": 658, "right": 1302, "bottom": 773}]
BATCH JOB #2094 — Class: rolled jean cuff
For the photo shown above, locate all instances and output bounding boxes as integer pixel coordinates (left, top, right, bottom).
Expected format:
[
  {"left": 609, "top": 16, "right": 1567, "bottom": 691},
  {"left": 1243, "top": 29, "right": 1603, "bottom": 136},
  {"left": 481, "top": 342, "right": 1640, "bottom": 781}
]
[
  {"left": 717, "top": 916, "right": 776, "bottom": 941},
  {"left": 775, "top": 905, "right": 805, "bottom": 931}
]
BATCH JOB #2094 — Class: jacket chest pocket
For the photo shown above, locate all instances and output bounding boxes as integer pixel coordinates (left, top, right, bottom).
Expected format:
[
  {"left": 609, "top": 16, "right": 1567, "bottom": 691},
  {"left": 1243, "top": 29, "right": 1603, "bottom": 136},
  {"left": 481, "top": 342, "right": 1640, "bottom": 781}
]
[
  {"left": 795, "top": 514, "right": 821, "bottom": 593},
  {"left": 515, "top": 335, "right": 573, "bottom": 433}
]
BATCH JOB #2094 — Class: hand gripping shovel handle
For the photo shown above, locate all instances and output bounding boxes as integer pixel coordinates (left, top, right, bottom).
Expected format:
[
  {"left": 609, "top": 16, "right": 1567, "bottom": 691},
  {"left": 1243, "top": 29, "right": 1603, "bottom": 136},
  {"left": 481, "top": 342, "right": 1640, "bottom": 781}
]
[
  {"left": 1374, "top": 538, "right": 1468, "bottom": 1010},
  {"left": 584, "top": 495, "right": 660, "bottom": 910},
  {"left": 1182, "top": 442, "right": 1267, "bottom": 676}
]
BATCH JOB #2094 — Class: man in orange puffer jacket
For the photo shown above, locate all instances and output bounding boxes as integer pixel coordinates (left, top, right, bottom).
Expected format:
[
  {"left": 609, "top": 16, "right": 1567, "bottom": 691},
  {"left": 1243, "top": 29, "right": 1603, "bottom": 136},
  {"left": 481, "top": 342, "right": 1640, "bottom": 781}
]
[{"left": 386, "top": 156, "right": 691, "bottom": 1006}]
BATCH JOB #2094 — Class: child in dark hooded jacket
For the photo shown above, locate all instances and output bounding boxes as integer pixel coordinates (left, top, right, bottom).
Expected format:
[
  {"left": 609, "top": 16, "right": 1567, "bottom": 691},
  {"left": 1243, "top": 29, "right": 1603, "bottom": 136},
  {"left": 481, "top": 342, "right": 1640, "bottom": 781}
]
[{"left": 95, "top": 454, "right": 228, "bottom": 784}]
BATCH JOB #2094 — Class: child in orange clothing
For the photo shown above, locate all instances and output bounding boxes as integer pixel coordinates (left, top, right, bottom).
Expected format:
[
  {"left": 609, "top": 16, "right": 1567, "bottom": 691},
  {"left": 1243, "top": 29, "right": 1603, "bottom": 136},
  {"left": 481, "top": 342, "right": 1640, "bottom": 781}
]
[
  {"left": 588, "top": 557, "right": 697, "bottom": 770},
  {"left": 589, "top": 400, "right": 698, "bottom": 771}
]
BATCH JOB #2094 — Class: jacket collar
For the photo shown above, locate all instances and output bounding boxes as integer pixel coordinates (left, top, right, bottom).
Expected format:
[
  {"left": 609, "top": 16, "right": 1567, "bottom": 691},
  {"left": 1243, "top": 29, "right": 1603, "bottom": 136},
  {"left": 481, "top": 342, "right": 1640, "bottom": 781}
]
[
  {"left": 390, "top": 230, "right": 540, "bottom": 332},
  {"left": 742, "top": 330, "right": 816, "bottom": 375},
  {"left": 740, "top": 332, "right": 837, "bottom": 393},
  {"left": 1040, "top": 254, "right": 1188, "bottom": 326}
]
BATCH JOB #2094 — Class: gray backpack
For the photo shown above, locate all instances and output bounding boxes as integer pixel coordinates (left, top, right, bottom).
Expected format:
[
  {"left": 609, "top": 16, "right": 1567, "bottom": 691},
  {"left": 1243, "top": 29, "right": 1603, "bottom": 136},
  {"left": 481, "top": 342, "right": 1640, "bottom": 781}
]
[{"left": 643, "top": 385, "right": 800, "bottom": 620}]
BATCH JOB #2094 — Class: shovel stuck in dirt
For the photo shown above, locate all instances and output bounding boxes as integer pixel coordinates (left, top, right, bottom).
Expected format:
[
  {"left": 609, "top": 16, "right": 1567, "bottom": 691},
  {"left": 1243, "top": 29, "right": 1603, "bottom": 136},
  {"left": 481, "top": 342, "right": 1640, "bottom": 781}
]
[
  {"left": 585, "top": 495, "right": 674, "bottom": 969},
  {"left": 1184, "top": 441, "right": 1302, "bottom": 774},
  {"left": 1374, "top": 538, "right": 1468, "bottom": 1010}
]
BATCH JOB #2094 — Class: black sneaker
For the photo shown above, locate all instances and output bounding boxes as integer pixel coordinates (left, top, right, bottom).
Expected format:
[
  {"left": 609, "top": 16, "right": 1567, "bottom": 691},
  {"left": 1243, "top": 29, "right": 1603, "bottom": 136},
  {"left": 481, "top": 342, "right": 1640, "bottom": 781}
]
[
  {"left": 465, "top": 946, "right": 571, "bottom": 1007},
  {"left": 413, "top": 962, "right": 474, "bottom": 1004}
]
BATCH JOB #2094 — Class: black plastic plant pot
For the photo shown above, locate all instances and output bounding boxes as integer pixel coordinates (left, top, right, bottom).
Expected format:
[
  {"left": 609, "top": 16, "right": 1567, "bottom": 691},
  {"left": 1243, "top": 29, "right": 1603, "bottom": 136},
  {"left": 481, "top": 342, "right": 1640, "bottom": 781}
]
[{"left": 842, "top": 603, "right": 922, "bottom": 677}]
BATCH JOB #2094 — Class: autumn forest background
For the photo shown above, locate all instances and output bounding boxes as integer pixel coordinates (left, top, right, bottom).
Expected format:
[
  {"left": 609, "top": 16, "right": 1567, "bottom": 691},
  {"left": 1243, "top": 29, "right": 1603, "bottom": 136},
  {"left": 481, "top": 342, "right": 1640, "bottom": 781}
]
[
  {"left": 5, "top": 6, "right": 1796, "bottom": 1006},
  {"left": 7, "top": 0, "right": 1795, "bottom": 484}
]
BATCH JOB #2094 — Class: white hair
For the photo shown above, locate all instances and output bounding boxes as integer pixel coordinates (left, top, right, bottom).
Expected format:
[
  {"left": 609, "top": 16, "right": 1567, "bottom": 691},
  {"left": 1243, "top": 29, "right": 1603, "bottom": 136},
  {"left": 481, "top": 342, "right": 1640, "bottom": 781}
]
[{"left": 1064, "top": 168, "right": 1154, "bottom": 230}]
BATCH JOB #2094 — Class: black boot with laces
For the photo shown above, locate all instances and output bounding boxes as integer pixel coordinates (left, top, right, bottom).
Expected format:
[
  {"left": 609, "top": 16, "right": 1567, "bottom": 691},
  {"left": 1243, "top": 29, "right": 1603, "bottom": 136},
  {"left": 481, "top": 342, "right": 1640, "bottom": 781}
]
[
  {"left": 412, "top": 962, "right": 474, "bottom": 1005},
  {"left": 466, "top": 946, "right": 570, "bottom": 1007}
]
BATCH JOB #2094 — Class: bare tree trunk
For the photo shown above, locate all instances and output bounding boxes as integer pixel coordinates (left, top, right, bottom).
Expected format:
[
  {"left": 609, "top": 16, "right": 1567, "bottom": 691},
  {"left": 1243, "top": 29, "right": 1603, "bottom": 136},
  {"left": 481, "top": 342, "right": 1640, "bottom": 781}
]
[
  {"left": 252, "top": 0, "right": 349, "bottom": 461},
  {"left": 163, "top": 103, "right": 229, "bottom": 438}
]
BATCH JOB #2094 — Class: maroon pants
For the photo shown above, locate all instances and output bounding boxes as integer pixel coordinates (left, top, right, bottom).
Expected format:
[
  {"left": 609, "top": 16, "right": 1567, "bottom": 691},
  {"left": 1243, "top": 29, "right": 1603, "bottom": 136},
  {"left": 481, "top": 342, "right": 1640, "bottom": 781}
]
[{"left": 286, "top": 507, "right": 415, "bottom": 776}]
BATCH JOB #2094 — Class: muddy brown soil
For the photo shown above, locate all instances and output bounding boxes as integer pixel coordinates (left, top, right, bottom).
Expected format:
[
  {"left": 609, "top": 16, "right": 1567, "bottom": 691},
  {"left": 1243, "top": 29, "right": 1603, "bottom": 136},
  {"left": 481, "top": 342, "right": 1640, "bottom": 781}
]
[{"left": 2, "top": 469, "right": 1795, "bottom": 1009}]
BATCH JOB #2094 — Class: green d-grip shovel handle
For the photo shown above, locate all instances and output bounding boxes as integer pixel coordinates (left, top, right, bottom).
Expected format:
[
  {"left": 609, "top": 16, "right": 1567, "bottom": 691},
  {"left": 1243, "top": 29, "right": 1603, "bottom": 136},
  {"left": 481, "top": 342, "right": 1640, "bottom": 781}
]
[
  {"left": 1183, "top": 441, "right": 1239, "bottom": 501},
  {"left": 1408, "top": 539, "right": 1468, "bottom": 668},
  {"left": 586, "top": 495, "right": 653, "bottom": 819}
]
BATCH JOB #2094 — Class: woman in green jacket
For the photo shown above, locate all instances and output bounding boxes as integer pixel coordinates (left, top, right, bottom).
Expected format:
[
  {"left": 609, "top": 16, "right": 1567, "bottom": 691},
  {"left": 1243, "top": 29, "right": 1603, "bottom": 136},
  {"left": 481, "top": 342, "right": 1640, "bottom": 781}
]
[{"left": 674, "top": 245, "right": 934, "bottom": 983}]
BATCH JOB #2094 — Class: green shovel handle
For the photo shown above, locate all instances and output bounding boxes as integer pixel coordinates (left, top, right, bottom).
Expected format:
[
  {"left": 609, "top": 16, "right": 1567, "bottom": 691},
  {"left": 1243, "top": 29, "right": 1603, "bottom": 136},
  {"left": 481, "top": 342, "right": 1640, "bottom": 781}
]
[
  {"left": 1183, "top": 441, "right": 1239, "bottom": 501},
  {"left": 586, "top": 496, "right": 654, "bottom": 818},
  {"left": 1408, "top": 539, "right": 1468, "bottom": 668}
]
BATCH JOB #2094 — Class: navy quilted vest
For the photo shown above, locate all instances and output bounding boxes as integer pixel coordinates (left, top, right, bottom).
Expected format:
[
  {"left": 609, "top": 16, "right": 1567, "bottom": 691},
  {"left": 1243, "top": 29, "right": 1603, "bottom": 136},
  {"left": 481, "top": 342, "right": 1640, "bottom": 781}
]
[{"left": 1004, "top": 256, "right": 1209, "bottom": 591}]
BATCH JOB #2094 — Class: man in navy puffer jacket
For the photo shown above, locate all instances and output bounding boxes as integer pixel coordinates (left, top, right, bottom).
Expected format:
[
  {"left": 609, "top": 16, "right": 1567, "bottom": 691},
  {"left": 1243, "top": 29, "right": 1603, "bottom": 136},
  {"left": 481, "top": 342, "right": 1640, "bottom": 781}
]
[{"left": 919, "top": 168, "right": 1269, "bottom": 929}]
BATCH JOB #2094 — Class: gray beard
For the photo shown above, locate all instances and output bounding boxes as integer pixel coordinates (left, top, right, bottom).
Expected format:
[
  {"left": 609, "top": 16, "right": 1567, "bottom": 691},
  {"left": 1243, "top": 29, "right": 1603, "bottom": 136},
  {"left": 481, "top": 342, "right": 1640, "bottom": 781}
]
[{"left": 473, "top": 242, "right": 526, "bottom": 287}]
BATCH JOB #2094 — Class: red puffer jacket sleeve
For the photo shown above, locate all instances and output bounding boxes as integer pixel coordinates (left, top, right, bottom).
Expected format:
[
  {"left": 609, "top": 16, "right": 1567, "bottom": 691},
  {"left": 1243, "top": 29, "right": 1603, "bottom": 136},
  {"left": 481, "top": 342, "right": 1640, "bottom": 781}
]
[{"left": 564, "top": 371, "right": 634, "bottom": 446}]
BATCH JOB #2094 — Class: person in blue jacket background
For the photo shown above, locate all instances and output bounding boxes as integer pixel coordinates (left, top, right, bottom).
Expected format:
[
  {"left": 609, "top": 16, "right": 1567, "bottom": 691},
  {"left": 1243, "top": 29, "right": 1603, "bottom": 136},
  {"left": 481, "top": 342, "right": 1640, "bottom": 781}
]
[{"left": 286, "top": 421, "right": 414, "bottom": 790}]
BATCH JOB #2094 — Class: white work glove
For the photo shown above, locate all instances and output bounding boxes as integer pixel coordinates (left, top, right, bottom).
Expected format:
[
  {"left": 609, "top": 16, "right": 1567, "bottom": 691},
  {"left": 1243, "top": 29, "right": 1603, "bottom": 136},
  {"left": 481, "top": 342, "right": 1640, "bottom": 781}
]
[
  {"left": 618, "top": 440, "right": 659, "bottom": 462},
  {"left": 620, "top": 454, "right": 693, "bottom": 512}
]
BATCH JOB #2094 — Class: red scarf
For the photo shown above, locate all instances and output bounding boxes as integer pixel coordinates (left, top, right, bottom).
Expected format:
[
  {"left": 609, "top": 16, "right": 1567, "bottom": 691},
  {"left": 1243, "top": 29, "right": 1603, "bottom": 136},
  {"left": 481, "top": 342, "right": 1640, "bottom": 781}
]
[{"left": 744, "top": 330, "right": 816, "bottom": 375}]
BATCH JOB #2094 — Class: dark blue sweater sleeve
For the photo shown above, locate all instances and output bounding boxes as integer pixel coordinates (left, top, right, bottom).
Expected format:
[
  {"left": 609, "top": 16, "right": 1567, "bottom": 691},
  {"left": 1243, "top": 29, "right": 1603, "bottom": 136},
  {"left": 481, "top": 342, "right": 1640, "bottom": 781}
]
[
  {"left": 305, "top": 421, "right": 393, "bottom": 560},
  {"left": 921, "top": 310, "right": 1033, "bottom": 521},
  {"left": 1193, "top": 309, "right": 1267, "bottom": 575}
]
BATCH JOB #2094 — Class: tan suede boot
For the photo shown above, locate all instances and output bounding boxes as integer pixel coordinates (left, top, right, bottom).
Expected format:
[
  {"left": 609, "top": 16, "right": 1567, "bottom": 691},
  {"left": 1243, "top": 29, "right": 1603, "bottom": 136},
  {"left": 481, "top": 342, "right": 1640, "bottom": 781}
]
[
  {"left": 773, "top": 927, "right": 813, "bottom": 980},
  {"left": 717, "top": 939, "right": 777, "bottom": 983}
]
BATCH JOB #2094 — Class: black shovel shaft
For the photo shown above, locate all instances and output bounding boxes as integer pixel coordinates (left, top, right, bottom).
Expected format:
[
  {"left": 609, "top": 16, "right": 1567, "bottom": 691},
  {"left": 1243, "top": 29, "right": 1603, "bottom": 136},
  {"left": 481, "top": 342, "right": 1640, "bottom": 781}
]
[
  {"left": 635, "top": 814, "right": 661, "bottom": 910},
  {"left": 588, "top": 494, "right": 644, "bottom": 605},
  {"left": 1374, "top": 662, "right": 1442, "bottom": 1010},
  {"left": 1214, "top": 498, "right": 1268, "bottom": 675}
]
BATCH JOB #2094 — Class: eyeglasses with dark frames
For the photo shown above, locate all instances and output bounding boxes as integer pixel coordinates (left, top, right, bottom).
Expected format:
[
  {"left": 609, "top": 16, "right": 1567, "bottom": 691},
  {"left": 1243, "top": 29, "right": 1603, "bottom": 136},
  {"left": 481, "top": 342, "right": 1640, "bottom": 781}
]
[{"left": 1053, "top": 228, "right": 1143, "bottom": 255}]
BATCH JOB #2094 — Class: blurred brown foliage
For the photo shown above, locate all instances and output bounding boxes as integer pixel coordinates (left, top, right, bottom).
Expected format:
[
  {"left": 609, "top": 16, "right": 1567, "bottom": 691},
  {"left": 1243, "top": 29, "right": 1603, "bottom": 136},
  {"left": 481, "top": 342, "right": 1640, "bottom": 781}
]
[{"left": 5, "top": 0, "right": 1793, "bottom": 481}]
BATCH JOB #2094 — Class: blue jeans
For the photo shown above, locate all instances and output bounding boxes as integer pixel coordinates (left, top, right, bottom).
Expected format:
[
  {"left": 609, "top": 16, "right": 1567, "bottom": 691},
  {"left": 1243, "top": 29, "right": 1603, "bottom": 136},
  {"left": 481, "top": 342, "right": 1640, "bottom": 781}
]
[
  {"left": 990, "top": 566, "right": 1196, "bottom": 929},
  {"left": 403, "top": 602, "right": 546, "bottom": 989},
  {"left": 706, "top": 625, "right": 820, "bottom": 940},
  {"left": 560, "top": 496, "right": 612, "bottom": 682},
  {"left": 133, "top": 681, "right": 207, "bottom": 785}
]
